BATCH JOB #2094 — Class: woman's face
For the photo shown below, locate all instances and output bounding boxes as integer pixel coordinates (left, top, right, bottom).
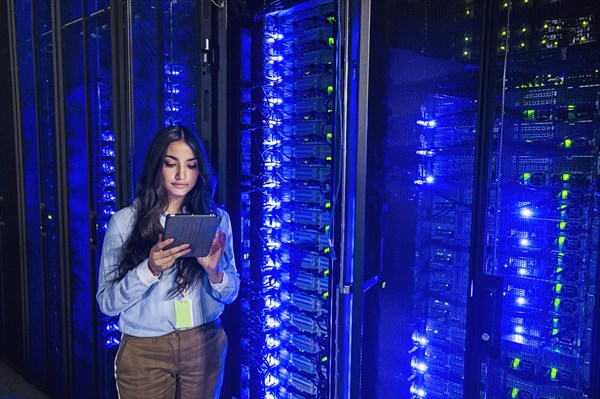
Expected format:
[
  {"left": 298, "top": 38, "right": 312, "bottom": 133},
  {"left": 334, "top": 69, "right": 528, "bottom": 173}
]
[{"left": 162, "top": 140, "right": 199, "bottom": 213}]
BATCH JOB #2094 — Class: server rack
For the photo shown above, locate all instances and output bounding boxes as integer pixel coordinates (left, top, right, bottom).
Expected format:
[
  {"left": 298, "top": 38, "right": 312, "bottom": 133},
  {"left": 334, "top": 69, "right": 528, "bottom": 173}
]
[
  {"left": 345, "top": 0, "right": 600, "bottom": 398},
  {"left": 237, "top": 1, "right": 336, "bottom": 398}
]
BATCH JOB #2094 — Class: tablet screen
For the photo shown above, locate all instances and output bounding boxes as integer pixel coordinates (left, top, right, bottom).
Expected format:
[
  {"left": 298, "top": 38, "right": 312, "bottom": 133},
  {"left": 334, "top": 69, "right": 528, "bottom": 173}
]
[{"left": 163, "top": 214, "right": 220, "bottom": 257}]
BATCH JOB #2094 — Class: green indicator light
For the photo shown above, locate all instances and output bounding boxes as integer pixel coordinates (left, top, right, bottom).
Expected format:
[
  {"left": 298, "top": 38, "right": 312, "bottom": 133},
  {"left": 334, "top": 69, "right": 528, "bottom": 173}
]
[
  {"left": 555, "top": 283, "right": 562, "bottom": 293},
  {"left": 512, "top": 358, "right": 521, "bottom": 369},
  {"left": 563, "top": 138, "right": 572, "bottom": 148},
  {"left": 511, "top": 388, "right": 519, "bottom": 398},
  {"left": 326, "top": 156, "right": 332, "bottom": 161},
  {"left": 523, "top": 172, "right": 531, "bottom": 180},
  {"left": 568, "top": 104, "right": 575, "bottom": 110},
  {"left": 525, "top": 110, "right": 535, "bottom": 119},
  {"left": 381, "top": 281, "right": 387, "bottom": 289},
  {"left": 327, "top": 85, "right": 334, "bottom": 95},
  {"left": 325, "top": 202, "right": 331, "bottom": 209},
  {"left": 328, "top": 37, "right": 334, "bottom": 46},
  {"left": 327, "top": 16, "right": 336, "bottom": 23},
  {"left": 551, "top": 368, "right": 558, "bottom": 380},
  {"left": 552, "top": 328, "right": 559, "bottom": 335},
  {"left": 326, "top": 133, "right": 333, "bottom": 142},
  {"left": 324, "top": 247, "right": 330, "bottom": 254},
  {"left": 48, "top": 215, "right": 53, "bottom": 220},
  {"left": 554, "top": 298, "right": 561, "bottom": 308},
  {"left": 324, "top": 270, "right": 330, "bottom": 276},
  {"left": 562, "top": 173, "right": 570, "bottom": 181},
  {"left": 556, "top": 267, "right": 563, "bottom": 273},
  {"left": 557, "top": 236, "right": 566, "bottom": 246},
  {"left": 561, "top": 190, "right": 568, "bottom": 199},
  {"left": 325, "top": 226, "right": 330, "bottom": 233},
  {"left": 553, "top": 317, "right": 559, "bottom": 325},
  {"left": 321, "top": 356, "right": 328, "bottom": 362},
  {"left": 322, "top": 292, "right": 329, "bottom": 299},
  {"left": 559, "top": 221, "right": 566, "bottom": 229}
]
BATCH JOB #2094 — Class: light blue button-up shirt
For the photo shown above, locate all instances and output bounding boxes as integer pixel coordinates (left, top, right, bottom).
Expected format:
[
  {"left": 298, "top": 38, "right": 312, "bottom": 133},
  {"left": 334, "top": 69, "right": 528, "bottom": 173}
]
[{"left": 96, "top": 205, "right": 240, "bottom": 337}]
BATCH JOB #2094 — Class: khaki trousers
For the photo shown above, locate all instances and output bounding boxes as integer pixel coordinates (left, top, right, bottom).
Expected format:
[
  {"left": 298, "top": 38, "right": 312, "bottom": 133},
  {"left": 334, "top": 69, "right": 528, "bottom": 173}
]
[{"left": 115, "top": 319, "right": 227, "bottom": 399}]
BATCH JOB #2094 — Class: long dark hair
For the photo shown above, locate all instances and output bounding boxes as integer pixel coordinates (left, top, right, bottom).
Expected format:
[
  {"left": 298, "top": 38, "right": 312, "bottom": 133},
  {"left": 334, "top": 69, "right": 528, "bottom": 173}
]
[{"left": 117, "top": 125, "right": 216, "bottom": 296}]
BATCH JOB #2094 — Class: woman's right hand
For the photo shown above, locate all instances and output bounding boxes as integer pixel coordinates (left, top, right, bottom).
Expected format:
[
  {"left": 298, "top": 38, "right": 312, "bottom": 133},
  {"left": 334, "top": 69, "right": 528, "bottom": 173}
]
[{"left": 148, "top": 234, "right": 190, "bottom": 276}]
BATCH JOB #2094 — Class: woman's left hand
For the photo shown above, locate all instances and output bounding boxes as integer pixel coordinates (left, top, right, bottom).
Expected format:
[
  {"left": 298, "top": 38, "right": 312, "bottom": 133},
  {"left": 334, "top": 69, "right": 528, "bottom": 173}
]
[{"left": 196, "top": 228, "right": 226, "bottom": 284}]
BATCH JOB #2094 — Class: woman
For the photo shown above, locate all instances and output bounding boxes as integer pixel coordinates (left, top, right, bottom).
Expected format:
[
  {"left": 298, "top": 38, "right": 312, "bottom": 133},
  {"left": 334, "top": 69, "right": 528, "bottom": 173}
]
[{"left": 97, "top": 125, "right": 240, "bottom": 399}]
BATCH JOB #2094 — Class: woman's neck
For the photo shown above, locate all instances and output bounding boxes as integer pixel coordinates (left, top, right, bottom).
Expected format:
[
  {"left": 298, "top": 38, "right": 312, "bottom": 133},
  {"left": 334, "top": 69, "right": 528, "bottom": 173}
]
[{"left": 166, "top": 199, "right": 184, "bottom": 214}]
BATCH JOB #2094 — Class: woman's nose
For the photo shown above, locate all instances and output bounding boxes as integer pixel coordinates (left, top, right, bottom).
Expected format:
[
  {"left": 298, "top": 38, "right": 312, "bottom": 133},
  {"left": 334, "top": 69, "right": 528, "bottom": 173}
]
[{"left": 176, "top": 165, "right": 186, "bottom": 179}]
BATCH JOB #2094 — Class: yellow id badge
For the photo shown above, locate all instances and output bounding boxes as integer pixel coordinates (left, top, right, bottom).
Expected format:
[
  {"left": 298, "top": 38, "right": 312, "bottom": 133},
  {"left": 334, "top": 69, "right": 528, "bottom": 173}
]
[{"left": 174, "top": 299, "right": 193, "bottom": 329}]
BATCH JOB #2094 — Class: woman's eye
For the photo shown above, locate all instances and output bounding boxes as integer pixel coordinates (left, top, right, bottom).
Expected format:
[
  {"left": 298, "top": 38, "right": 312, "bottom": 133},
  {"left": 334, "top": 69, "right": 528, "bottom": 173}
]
[
  {"left": 187, "top": 163, "right": 198, "bottom": 169},
  {"left": 164, "top": 162, "right": 176, "bottom": 168}
]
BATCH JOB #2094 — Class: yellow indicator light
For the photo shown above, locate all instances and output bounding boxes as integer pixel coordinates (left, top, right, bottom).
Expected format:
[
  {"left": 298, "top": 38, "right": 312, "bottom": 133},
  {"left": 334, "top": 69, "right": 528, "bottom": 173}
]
[
  {"left": 48, "top": 215, "right": 53, "bottom": 220},
  {"left": 382, "top": 281, "right": 387, "bottom": 289},
  {"left": 583, "top": 20, "right": 588, "bottom": 27},
  {"left": 552, "top": 328, "right": 559, "bottom": 335},
  {"left": 327, "top": 133, "right": 333, "bottom": 142},
  {"left": 555, "top": 283, "right": 562, "bottom": 293},
  {"left": 541, "top": 39, "right": 547, "bottom": 45},
  {"left": 328, "top": 38, "right": 334, "bottom": 46},
  {"left": 463, "top": 50, "right": 469, "bottom": 56},
  {"left": 522, "top": 27, "right": 527, "bottom": 33},
  {"left": 553, "top": 317, "right": 559, "bottom": 325},
  {"left": 324, "top": 269, "right": 330, "bottom": 276},
  {"left": 555, "top": 267, "right": 563, "bottom": 273},
  {"left": 561, "top": 190, "right": 568, "bottom": 199},
  {"left": 466, "top": 9, "right": 471, "bottom": 15},
  {"left": 557, "top": 236, "right": 566, "bottom": 246},
  {"left": 523, "top": 172, "right": 531, "bottom": 180},
  {"left": 563, "top": 139, "right": 572, "bottom": 148},
  {"left": 543, "top": 24, "right": 549, "bottom": 29},
  {"left": 244, "top": 253, "right": 249, "bottom": 259},
  {"left": 326, "top": 156, "right": 332, "bottom": 161},
  {"left": 551, "top": 368, "right": 558, "bottom": 380},
  {"left": 562, "top": 173, "right": 570, "bottom": 181},
  {"left": 511, "top": 388, "right": 519, "bottom": 398},
  {"left": 324, "top": 247, "right": 330, "bottom": 254},
  {"left": 325, "top": 202, "right": 331, "bottom": 209},
  {"left": 503, "top": 2, "right": 509, "bottom": 8},
  {"left": 512, "top": 358, "right": 521, "bottom": 369},
  {"left": 520, "top": 42, "right": 526, "bottom": 47},
  {"left": 327, "top": 85, "right": 334, "bottom": 95},
  {"left": 322, "top": 292, "right": 329, "bottom": 299},
  {"left": 554, "top": 298, "right": 561, "bottom": 308},
  {"left": 559, "top": 221, "right": 566, "bottom": 230},
  {"left": 464, "top": 36, "right": 470, "bottom": 42},
  {"left": 321, "top": 356, "right": 328, "bottom": 362}
]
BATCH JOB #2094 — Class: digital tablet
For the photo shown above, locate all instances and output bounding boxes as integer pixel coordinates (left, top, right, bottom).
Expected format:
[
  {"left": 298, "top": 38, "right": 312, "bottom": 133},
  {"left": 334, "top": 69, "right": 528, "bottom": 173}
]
[{"left": 163, "top": 214, "right": 220, "bottom": 257}]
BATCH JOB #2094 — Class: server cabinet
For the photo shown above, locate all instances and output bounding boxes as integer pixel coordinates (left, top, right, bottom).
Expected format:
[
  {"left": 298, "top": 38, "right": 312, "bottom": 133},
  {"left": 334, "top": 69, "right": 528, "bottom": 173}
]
[
  {"left": 481, "top": 2, "right": 600, "bottom": 398},
  {"left": 236, "top": 1, "right": 336, "bottom": 398},
  {"left": 7, "top": 1, "right": 117, "bottom": 397},
  {"left": 338, "top": 0, "right": 600, "bottom": 398}
]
